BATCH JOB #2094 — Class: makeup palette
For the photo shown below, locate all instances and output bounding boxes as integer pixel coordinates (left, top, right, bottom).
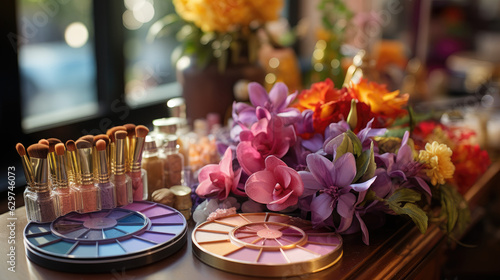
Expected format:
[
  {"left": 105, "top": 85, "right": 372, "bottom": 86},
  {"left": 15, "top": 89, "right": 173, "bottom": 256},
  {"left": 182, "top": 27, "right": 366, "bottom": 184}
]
[
  {"left": 192, "top": 212, "right": 343, "bottom": 277},
  {"left": 24, "top": 201, "right": 187, "bottom": 273}
]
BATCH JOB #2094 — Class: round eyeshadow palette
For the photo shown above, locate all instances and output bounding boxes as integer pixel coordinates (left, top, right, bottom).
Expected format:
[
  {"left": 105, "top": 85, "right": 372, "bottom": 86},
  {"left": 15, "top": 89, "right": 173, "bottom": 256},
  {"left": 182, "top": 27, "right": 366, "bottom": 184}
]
[
  {"left": 24, "top": 201, "right": 187, "bottom": 273},
  {"left": 192, "top": 212, "right": 343, "bottom": 277}
]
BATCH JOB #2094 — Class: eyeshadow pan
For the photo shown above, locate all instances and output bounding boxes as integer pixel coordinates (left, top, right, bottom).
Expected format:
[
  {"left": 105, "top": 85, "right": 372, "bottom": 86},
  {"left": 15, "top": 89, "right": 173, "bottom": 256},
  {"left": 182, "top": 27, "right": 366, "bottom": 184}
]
[{"left": 192, "top": 213, "right": 343, "bottom": 277}]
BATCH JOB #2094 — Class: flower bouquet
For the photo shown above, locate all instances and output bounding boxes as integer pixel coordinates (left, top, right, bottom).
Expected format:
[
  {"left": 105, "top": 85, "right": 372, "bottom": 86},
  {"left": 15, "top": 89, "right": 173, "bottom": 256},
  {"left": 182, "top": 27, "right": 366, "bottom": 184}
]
[{"left": 192, "top": 78, "right": 490, "bottom": 245}]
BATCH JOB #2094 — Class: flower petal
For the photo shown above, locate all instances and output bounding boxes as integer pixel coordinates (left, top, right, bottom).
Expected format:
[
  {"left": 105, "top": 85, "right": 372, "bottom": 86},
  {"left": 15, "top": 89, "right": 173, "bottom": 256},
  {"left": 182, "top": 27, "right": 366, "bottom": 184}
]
[
  {"left": 219, "top": 147, "right": 233, "bottom": 177},
  {"left": 356, "top": 211, "right": 370, "bottom": 245},
  {"left": 198, "top": 164, "right": 221, "bottom": 182},
  {"left": 310, "top": 193, "right": 334, "bottom": 224},
  {"left": 299, "top": 171, "right": 324, "bottom": 196},
  {"left": 245, "top": 171, "right": 275, "bottom": 203},
  {"left": 236, "top": 141, "right": 265, "bottom": 175},
  {"left": 306, "top": 153, "right": 334, "bottom": 187},
  {"left": 350, "top": 176, "right": 377, "bottom": 192},
  {"left": 337, "top": 192, "right": 356, "bottom": 218},
  {"left": 333, "top": 153, "right": 356, "bottom": 187},
  {"left": 248, "top": 82, "right": 269, "bottom": 107},
  {"left": 269, "top": 82, "right": 288, "bottom": 111}
]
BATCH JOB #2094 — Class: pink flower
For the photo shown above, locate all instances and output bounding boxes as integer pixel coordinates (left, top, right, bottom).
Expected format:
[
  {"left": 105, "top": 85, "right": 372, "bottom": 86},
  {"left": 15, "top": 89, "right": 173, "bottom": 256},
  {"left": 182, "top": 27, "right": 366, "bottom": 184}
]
[
  {"left": 245, "top": 156, "right": 304, "bottom": 211},
  {"left": 196, "top": 148, "right": 242, "bottom": 200},
  {"left": 236, "top": 110, "right": 296, "bottom": 175}
]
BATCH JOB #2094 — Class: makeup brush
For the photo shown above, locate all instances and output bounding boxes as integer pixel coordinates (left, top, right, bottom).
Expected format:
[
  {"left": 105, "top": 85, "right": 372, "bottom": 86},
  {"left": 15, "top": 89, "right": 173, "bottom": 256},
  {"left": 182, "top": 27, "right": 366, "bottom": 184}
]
[
  {"left": 38, "top": 139, "right": 49, "bottom": 146},
  {"left": 47, "top": 138, "right": 61, "bottom": 183},
  {"left": 93, "top": 134, "right": 111, "bottom": 176},
  {"left": 25, "top": 144, "right": 58, "bottom": 222},
  {"left": 16, "top": 143, "right": 33, "bottom": 186},
  {"left": 54, "top": 143, "right": 77, "bottom": 215},
  {"left": 106, "top": 126, "right": 127, "bottom": 175},
  {"left": 78, "top": 135, "right": 94, "bottom": 144},
  {"left": 130, "top": 125, "right": 149, "bottom": 201},
  {"left": 113, "top": 130, "right": 132, "bottom": 206},
  {"left": 65, "top": 140, "right": 79, "bottom": 183},
  {"left": 75, "top": 139, "right": 101, "bottom": 213},
  {"left": 123, "top": 123, "right": 136, "bottom": 173},
  {"left": 96, "top": 139, "right": 116, "bottom": 209}
]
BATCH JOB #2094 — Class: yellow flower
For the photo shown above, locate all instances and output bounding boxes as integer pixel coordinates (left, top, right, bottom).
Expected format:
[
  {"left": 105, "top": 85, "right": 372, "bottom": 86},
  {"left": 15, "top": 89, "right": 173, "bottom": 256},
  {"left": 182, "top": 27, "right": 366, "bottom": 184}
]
[
  {"left": 173, "top": 0, "right": 283, "bottom": 33},
  {"left": 418, "top": 141, "right": 455, "bottom": 186}
]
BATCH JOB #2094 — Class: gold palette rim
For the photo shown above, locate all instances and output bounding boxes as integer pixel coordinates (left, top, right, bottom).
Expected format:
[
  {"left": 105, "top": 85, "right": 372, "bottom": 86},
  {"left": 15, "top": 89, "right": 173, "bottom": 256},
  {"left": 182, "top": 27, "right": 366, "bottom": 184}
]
[{"left": 191, "top": 212, "right": 343, "bottom": 277}]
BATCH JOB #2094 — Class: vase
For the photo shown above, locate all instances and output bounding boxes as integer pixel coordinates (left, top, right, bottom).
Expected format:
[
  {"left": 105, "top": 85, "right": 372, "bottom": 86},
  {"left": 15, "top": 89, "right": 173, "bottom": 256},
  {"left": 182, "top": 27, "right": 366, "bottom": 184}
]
[{"left": 176, "top": 56, "right": 266, "bottom": 125}]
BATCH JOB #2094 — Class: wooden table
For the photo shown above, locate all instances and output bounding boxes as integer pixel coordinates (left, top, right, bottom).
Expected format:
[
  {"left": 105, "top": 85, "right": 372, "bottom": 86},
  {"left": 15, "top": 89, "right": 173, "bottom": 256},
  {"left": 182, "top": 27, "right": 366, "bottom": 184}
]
[{"left": 2, "top": 162, "right": 499, "bottom": 280}]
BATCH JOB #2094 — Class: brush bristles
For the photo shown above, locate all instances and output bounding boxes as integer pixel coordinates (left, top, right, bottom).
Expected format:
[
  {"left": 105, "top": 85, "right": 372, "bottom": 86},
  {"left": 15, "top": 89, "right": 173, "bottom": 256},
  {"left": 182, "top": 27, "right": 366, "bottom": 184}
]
[
  {"left": 66, "top": 140, "right": 76, "bottom": 152},
  {"left": 96, "top": 139, "right": 107, "bottom": 151},
  {"left": 47, "top": 138, "right": 61, "bottom": 145},
  {"left": 93, "top": 134, "right": 110, "bottom": 146},
  {"left": 123, "top": 123, "right": 136, "bottom": 137},
  {"left": 115, "top": 130, "right": 127, "bottom": 140},
  {"left": 135, "top": 125, "right": 149, "bottom": 138},
  {"left": 75, "top": 139, "right": 92, "bottom": 149},
  {"left": 55, "top": 143, "right": 66, "bottom": 156},
  {"left": 16, "top": 143, "right": 26, "bottom": 157},
  {"left": 39, "top": 139, "right": 49, "bottom": 146},
  {"left": 27, "top": 144, "right": 49, "bottom": 159},
  {"left": 79, "top": 135, "right": 94, "bottom": 144},
  {"left": 106, "top": 126, "right": 127, "bottom": 142}
]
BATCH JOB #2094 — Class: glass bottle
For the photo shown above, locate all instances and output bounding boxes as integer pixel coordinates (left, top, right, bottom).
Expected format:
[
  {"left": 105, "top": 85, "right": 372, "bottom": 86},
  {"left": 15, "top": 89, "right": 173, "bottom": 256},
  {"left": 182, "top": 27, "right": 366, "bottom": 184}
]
[
  {"left": 112, "top": 131, "right": 132, "bottom": 206},
  {"left": 142, "top": 136, "right": 165, "bottom": 200},
  {"left": 54, "top": 150, "right": 77, "bottom": 216},
  {"left": 160, "top": 135, "right": 184, "bottom": 188},
  {"left": 96, "top": 142, "right": 116, "bottom": 209},
  {"left": 75, "top": 144, "right": 101, "bottom": 213},
  {"left": 24, "top": 155, "right": 59, "bottom": 222}
]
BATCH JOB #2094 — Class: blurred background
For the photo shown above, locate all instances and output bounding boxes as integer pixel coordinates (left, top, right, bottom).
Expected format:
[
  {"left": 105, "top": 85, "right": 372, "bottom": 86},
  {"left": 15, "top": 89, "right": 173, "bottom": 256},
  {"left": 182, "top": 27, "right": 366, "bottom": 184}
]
[{"left": 0, "top": 0, "right": 500, "bottom": 277}]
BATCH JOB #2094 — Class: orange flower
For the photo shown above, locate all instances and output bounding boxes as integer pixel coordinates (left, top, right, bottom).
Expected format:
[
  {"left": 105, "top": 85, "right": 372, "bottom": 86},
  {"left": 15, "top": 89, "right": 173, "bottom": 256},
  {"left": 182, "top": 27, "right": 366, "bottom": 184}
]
[
  {"left": 294, "top": 78, "right": 350, "bottom": 111},
  {"left": 348, "top": 79, "right": 409, "bottom": 119}
]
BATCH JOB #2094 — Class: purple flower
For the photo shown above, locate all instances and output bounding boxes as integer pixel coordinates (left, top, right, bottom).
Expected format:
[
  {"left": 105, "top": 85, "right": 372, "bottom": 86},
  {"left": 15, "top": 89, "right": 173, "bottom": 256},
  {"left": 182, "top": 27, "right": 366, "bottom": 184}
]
[
  {"left": 323, "top": 118, "right": 386, "bottom": 154},
  {"left": 245, "top": 156, "right": 304, "bottom": 211},
  {"left": 232, "top": 82, "right": 301, "bottom": 127},
  {"left": 196, "top": 148, "right": 242, "bottom": 200},
  {"left": 299, "top": 153, "right": 376, "bottom": 229},
  {"left": 236, "top": 112, "right": 296, "bottom": 175},
  {"left": 376, "top": 131, "right": 431, "bottom": 196}
]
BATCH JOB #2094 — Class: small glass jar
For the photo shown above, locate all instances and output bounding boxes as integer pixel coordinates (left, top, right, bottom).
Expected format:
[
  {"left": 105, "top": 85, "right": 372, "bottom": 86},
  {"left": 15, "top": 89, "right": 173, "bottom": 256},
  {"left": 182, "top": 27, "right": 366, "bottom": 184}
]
[
  {"left": 111, "top": 173, "right": 132, "bottom": 206},
  {"left": 54, "top": 186, "right": 77, "bottom": 216},
  {"left": 142, "top": 136, "right": 165, "bottom": 200},
  {"left": 160, "top": 135, "right": 184, "bottom": 188},
  {"left": 24, "top": 186, "right": 59, "bottom": 223}
]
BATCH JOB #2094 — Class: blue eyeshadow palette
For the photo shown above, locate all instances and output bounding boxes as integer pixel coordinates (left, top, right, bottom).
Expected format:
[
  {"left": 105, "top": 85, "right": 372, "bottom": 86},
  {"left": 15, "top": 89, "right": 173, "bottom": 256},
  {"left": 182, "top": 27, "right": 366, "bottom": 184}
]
[{"left": 24, "top": 201, "right": 187, "bottom": 273}]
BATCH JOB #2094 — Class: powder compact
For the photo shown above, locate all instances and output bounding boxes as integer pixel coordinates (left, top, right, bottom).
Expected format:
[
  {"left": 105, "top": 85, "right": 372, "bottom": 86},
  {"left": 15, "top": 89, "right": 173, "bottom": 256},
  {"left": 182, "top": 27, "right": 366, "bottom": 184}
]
[
  {"left": 24, "top": 201, "right": 187, "bottom": 273},
  {"left": 192, "top": 212, "right": 343, "bottom": 277}
]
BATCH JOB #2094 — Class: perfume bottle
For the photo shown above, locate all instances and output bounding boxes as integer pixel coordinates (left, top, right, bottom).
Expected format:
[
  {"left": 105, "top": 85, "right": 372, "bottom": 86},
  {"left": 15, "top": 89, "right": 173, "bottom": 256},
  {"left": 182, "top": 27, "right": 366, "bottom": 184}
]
[
  {"left": 75, "top": 140, "right": 101, "bottom": 213},
  {"left": 25, "top": 144, "right": 59, "bottom": 223},
  {"left": 53, "top": 143, "right": 77, "bottom": 216},
  {"left": 95, "top": 140, "right": 116, "bottom": 209},
  {"left": 112, "top": 130, "right": 133, "bottom": 206},
  {"left": 160, "top": 135, "right": 184, "bottom": 188}
]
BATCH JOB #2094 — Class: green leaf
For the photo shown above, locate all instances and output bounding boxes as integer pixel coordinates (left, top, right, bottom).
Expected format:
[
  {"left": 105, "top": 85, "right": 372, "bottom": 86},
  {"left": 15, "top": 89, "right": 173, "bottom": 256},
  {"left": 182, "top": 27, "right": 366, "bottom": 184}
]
[
  {"left": 347, "top": 99, "right": 357, "bottom": 131},
  {"left": 387, "top": 188, "right": 422, "bottom": 205},
  {"left": 333, "top": 134, "right": 353, "bottom": 161},
  {"left": 345, "top": 130, "right": 362, "bottom": 157},
  {"left": 439, "top": 184, "right": 470, "bottom": 236},
  {"left": 360, "top": 142, "right": 376, "bottom": 182},
  {"left": 400, "top": 203, "right": 429, "bottom": 234}
]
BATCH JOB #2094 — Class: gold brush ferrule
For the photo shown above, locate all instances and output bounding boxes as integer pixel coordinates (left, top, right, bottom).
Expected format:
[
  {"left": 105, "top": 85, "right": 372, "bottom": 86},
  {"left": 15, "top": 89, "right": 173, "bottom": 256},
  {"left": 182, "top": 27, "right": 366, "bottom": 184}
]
[
  {"left": 131, "top": 137, "right": 145, "bottom": 172},
  {"left": 56, "top": 154, "right": 69, "bottom": 188},
  {"left": 31, "top": 157, "right": 49, "bottom": 193},
  {"left": 109, "top": 142, "right": 116, "bottom": 174},
  {"left": 21, "top": 155, "right": 34, "bottom": 185},
  {"left": 77, "top": 147, "right": 94, "bottom": 185},
  {"left": 48, "top": 151, "right": 57, "bottom": 179},
  {"left": 68, "top": 150, "right": 80, "bottom": 183},
  {"left": 115, "top": 138, "right": 125, "bottom": 175},
  {"left": 97, "top": 149, "right": 109, "bottom": 184},
  {"left": 125, "top": 136, "right": 136, "bottom": 172}
]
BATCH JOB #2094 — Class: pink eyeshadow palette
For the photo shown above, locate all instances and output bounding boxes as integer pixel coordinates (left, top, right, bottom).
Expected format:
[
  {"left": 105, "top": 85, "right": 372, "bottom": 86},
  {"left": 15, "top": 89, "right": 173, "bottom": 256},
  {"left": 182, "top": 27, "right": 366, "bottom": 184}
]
[
  {"left": 24, "top": 201, "right": 187, "bottom": 273},
  {"left": 192, "top": 212, "right": 343, "bottom": 277}
]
